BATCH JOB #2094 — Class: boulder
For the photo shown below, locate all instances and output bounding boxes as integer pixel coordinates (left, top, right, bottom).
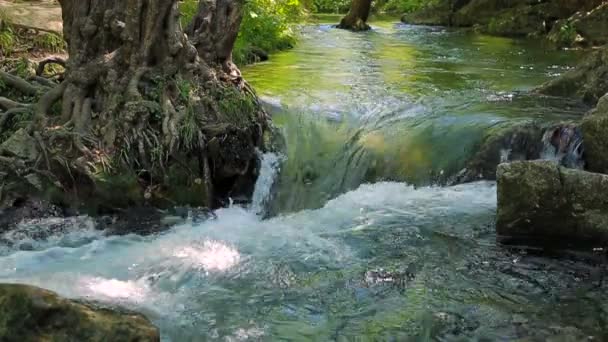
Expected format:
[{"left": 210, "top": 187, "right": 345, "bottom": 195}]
[
  {"left": 452, "top": 120, "right": 583, "bottom": 184},
  {"left": 496, "top": 160, "right": 608, "bottom": 247},
  {"left": 547, "top": 3, "right": 608, "bottom": 48},
  {"left": 0, "top": 129, "right": 39, "bottom": 161},
  {"left": 537, "top": 47, "right": 608, "bottom": 105},
  {"left": 0, "top": 284, "right": 159, "bottom": 342},
  {"left": 581, "top": 93, "right": 608, "bottom": 173},
  {"left": 452, "top": 121, "right": 544, "bottom": 184}
]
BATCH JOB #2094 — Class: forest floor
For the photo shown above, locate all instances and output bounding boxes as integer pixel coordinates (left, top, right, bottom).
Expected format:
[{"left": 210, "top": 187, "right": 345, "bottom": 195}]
[{"left": 0, "top": 0, "right": 62, "bottom": 33}]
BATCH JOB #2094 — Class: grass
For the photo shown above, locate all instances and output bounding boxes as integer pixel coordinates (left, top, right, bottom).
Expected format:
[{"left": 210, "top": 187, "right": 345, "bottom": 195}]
[
  {"left": 0, "top": 11, "right": 17, "bottom": 56},
  {"left": 32, "top": 32, "right": 65, "bottom": 53}
]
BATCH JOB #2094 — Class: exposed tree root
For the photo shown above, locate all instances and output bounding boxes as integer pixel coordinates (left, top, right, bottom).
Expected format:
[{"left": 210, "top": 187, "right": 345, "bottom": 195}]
[
  {"left": 36, "top": 57, "right": 66, "bottom": 77},
  {"left": 0, "top": 71, "right": 40, "bottom": 96},
  {"left": 0, "top": 0, "right": 277, "bottom": 213}
]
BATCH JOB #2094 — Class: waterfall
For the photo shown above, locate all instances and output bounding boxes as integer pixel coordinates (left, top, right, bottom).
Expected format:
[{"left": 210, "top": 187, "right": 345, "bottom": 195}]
[
  {"left": 541, "top": 124, "right": 585, "bottom": 169},
  {"left": 250, "top": 151, "right": 282, "bottom": 215}
]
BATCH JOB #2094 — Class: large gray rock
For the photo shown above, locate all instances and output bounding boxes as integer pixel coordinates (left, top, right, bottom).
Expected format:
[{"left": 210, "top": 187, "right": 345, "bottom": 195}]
[
  {"left": 497, "top": 160, "right": 608, "bottom": 246},
  {"left": 581, "top": 93, "right": 608, "bottom": 173},
  {"left": 0, "top": 284, "right": 160, "bottom": 341}
]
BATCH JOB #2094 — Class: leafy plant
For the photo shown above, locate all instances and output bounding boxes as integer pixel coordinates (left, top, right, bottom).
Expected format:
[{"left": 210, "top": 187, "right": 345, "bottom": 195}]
[
  {"left": 376, "top": 0, "right": 440, "bottom": 13},
  {"left": 33, "top": 32, "right": 65, "bottom": 53},
  {"left": 180, "top": 0, "right": 306, "bottom": 65},
  {"left": 0, "top": 17, "right": 16, "bottom": 56},
  {"left": 556, "top": 23, "right": 577, "bottom": 46}
]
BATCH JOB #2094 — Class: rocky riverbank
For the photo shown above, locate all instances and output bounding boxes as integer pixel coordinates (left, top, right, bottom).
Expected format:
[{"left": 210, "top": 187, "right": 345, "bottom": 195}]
[
  {"left": 402, "top": 0, "right": 608, "bottom": 49},
  {"left": 492, "top": 47, "right": 608, "bottom": 249}
]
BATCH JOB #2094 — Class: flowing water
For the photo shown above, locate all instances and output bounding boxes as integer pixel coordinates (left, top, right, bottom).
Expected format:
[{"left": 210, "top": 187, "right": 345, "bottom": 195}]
[{"left": 1, "top": 18, "right": 607, "bottom": 341}]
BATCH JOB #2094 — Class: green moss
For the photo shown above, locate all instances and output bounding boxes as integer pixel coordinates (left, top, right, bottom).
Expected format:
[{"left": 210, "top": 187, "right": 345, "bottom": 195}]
[
  {"left": 164, "top": 163, "right": 211, "bottom": 208},
  {"left": 92, "top": 171, "right": 144, "bottom": 210},
  {"left": 216, "top": 86, "right": 258, "bottom": 126},
  {"left": 0, "top": 284, "right": 159, "bottom": 341}
]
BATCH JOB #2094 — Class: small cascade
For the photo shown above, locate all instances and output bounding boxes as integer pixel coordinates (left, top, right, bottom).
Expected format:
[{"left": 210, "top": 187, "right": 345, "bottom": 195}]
[
  {"left": 541, "top": 124, "right": 585, "bottom": 169},
  {"left": 250, "top": 151, "right": 282, "bottom": 215}
]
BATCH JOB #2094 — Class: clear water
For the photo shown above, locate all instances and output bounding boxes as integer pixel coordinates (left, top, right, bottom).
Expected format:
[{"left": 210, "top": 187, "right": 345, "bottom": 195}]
[
  {"left": 1, "top": 19, "right": 606, "bottom": 341},
  {"left": 246, "top": 18, "right": 587, "bottom": 213}
]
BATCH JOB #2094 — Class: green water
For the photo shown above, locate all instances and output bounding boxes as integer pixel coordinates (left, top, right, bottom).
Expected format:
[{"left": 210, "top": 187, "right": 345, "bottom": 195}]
[
  {"left": 243, "top": 18, "right": 586, "bottom": 213},
  {"left": 0, "top": 20, "right": 605, "bottom": 342}
]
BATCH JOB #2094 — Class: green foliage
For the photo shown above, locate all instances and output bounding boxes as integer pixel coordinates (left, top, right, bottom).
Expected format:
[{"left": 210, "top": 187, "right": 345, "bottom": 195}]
[
  {"left": 556, "top": 23, "right": 577, "bottom": 46},
  {"left": 310, "top": 0, "right": 350, "bottom": 13},
  {"left": 179, "top": 0, "right": 199, "bottom": 27},
  {"left": 234, "top": 0, "right": 303, "bottom": 64},
  {"left": 217, "top": 86, "right": 257, "bottom": 123},
  {"left": 0, "top": 22, "right": 15, "bottom": 56},
  {"left": 13, "top": 58, "right": 31, "bottom": 78},
  {"left": 376, "top": 0, "right": 439, "bottom": 13},
  {"left": 33, "top": 32, "right": 65, "bottom": 53},
  {"left": 180, "top": 0, "right": 305, "bottom": 65}
]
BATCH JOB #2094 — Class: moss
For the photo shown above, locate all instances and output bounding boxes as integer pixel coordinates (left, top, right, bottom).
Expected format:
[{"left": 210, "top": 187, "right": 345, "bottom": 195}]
[
  {"left": 215, "top": 86, "right": 258, "bottom": 126},
  {"left": 91, "top": 171, "right": 144, "bottom": 210},
  {"left": 0, "top": 284, "right": 159, "bottom": 342},
  {"left": 163, "top": 162, "right": 212, "bottom": 208}
]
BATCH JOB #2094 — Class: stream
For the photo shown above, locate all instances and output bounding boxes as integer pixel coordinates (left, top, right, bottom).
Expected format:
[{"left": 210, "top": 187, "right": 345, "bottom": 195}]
[{"left": 1, "top": 18, "right": 607, "bottom": 340}]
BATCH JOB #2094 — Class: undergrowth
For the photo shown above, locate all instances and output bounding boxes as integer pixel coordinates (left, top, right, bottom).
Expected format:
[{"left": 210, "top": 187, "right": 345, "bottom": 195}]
[{"left": 180, "top": 0, "right": 305, "bottom": 65}]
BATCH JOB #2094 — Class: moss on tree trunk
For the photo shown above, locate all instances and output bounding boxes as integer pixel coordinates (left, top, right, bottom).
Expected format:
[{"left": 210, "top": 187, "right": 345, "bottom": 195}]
[{"left": 0, "top": 0, "right": 275, "bottom": 213}]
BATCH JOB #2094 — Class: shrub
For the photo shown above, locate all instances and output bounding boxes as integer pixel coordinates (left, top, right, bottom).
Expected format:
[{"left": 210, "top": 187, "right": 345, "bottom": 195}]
[{"left": 180, "top": 0, "right": 305, "bottom": 65}]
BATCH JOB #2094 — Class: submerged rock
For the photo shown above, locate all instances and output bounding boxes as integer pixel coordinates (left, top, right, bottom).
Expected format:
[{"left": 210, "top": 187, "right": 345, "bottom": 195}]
[
  {"left": 581, "top": 93, "right": 608, "bottom": 173},
  {"left": 496, "top": 160, "right": 608, "bottom": 247},
  {"left": 452, "top": 121, "right": 583, "bottom": 184},
  {"left": 0, "top": 284, "right": 159, "bottom": 341}
]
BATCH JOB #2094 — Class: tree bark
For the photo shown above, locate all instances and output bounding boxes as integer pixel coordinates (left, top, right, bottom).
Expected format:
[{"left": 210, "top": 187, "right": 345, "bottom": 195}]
[
  {"left": 0, "top": 0, "right": 273, "bottom": 212},
  {"left": 186, "top": 0, "right": 244, "bottom": 77},
  {"left": 337, "top": 0, "right": 372, "bottom": 31}
]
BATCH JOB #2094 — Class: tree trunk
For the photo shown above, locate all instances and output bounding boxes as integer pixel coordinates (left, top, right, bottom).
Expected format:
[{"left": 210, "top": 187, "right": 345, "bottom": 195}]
[
  {"left": 0, "top": 0, "right": 274, "bottom": 212},
  {"left": 337, "top": 0, "right": 372, "bottom": 31}
]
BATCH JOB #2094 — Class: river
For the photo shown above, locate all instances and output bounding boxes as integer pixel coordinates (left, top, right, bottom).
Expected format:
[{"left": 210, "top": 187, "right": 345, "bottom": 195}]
[{"left": 0, "top": 18, "right": 606, "bottom": 340}]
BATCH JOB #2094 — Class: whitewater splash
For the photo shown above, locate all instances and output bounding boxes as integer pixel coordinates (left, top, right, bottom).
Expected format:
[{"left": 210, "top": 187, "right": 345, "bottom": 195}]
[
  {"left": 250, "top": 151, "right": 282, "bottom": 215},
  {"left": 0, "top": 156, "right": 496, "bottom": 339}
]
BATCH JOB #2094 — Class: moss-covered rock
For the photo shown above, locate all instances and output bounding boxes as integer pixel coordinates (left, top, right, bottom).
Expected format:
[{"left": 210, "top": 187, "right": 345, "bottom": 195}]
[
  {"left": 402, "top": 0, "right": 604, "bottom": 40},
  {"left": 548, "top": 3, "right": 608, "bottom": 48},
  {"left": 496, "top": 160, "right": 608, "bottom": 247},
  {"left": 452, "top": 121, "right": 544, "bottom": 184},
  {"left": 0, "top": 283, "right": 159, "bottom": 342},
  {"left": 537, "top": 47, "right": 608, "bottom": 105},
  {"left": 581, "top": 93, "right": 608, "bottom": 173}
]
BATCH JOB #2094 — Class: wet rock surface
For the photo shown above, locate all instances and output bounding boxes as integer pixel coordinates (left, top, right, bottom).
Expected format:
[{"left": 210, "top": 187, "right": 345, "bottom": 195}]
[
  {"left": 537, "top": 47, "right": 608, "bottom": 105},
  {"left": 0, "top": 283, "right": 160, "bottom": 342},
  {"left": 497, "top": 160, "right": 608, "bottom": 248},
  {"left": 453, "top": 121, "right": 584, "bottom": 185},
  {"left": 581, "top": 94, "right": 608, "bottom": 174}
]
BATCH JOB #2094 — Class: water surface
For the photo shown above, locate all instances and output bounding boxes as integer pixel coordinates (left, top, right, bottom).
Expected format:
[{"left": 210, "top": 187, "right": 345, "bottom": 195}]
[{"left": 0, "top": 19, "right": 605, "bottom": 341}]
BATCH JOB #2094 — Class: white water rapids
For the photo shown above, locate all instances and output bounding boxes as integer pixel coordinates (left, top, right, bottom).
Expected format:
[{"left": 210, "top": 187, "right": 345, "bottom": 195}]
[{"left": 0, "top": 153, "right": 499, "bottom": 340}]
